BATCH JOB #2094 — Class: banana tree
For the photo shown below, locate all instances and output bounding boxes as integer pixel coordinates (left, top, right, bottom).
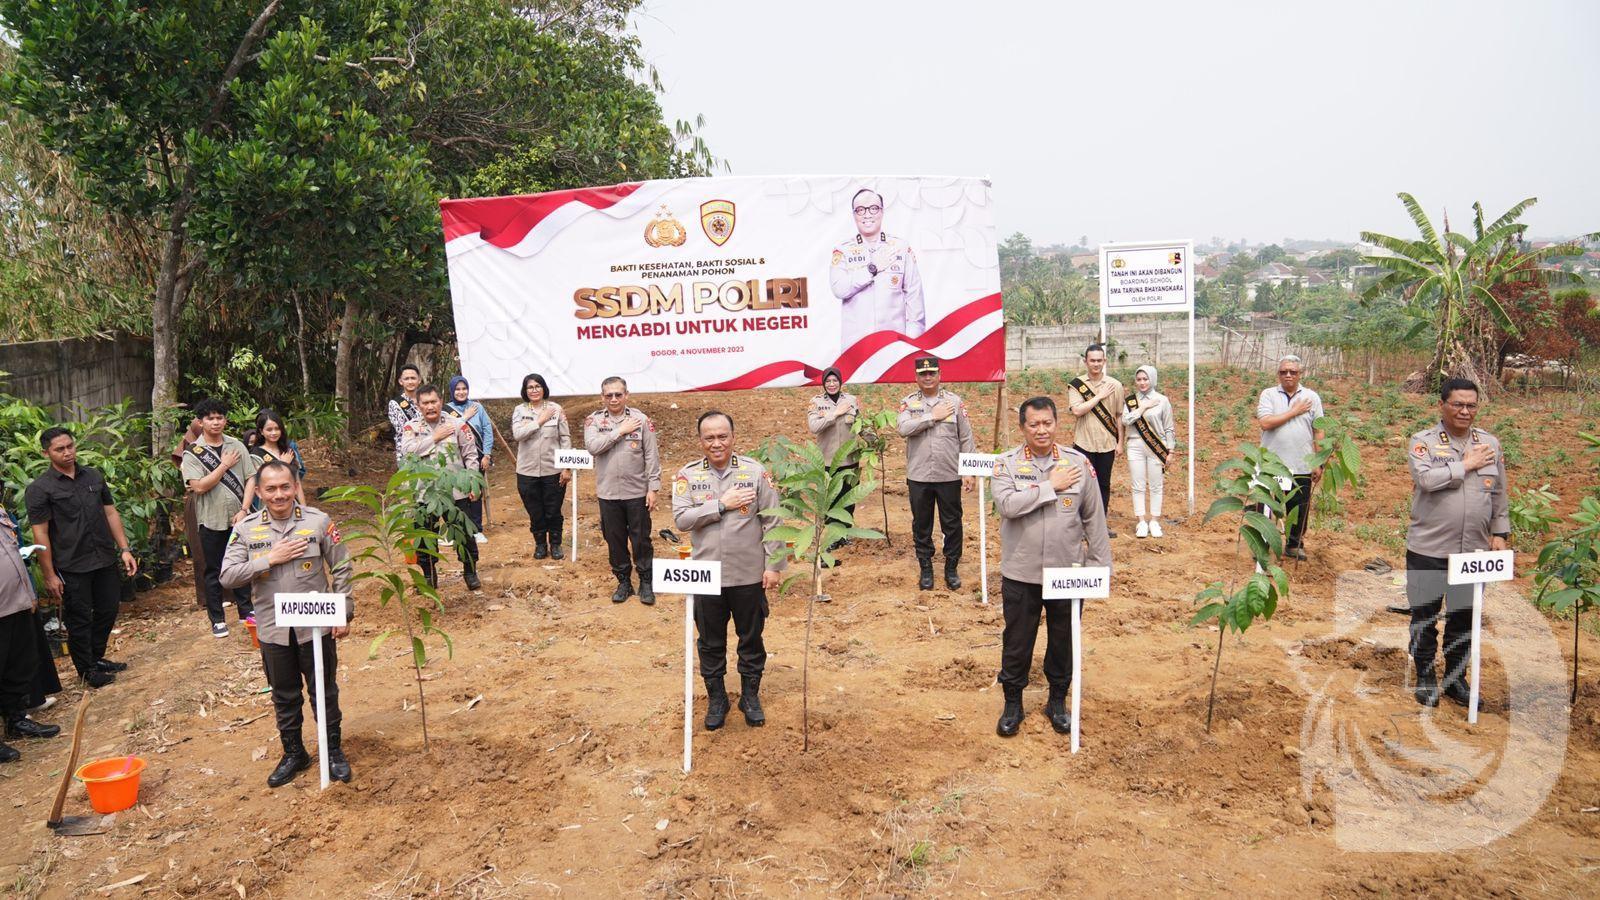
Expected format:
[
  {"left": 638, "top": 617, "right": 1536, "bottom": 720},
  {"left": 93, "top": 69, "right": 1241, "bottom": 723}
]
[
  {"left": 762, "top": 440, "right": 883, "bottom": 751},
  {"left": 1533, "top": 497, "right": 1600, "bottom": 705},
  {"left": 1359, "top": 193, "right": 1596, "bottom": 391},
  {"left": 1190, "top": 445, "right": 1297, "bottom": 732}
]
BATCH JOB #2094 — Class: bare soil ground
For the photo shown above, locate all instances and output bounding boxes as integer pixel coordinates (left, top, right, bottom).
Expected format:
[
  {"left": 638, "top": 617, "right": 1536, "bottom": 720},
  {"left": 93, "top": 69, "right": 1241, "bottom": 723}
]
[{"left": 3, "top": 373, "right": 1597, "bottom": 898}]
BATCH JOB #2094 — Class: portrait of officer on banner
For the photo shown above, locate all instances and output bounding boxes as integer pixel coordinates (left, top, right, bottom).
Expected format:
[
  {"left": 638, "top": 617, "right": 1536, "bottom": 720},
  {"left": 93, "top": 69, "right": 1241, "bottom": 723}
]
[{"left": 829, "top": 188, "right": 927, "bottom": 351}]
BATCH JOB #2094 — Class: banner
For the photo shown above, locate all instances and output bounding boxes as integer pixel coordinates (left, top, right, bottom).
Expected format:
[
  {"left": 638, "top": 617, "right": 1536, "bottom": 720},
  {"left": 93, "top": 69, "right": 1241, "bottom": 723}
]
[{"left": 440, "top": 176, "right": 1004, "bottom": 397}]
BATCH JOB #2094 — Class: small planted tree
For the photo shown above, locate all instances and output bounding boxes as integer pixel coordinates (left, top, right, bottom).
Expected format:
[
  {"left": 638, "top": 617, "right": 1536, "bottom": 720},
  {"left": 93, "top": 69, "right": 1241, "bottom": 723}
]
[
  {"left": 1190, "top": 445, "right": 1297, "bottom": 732},
  {"left": 323, "top": 457, "right": 482, "bottom": 750},
  {"left": 762, "top": 440, "right": 883, "bottom": 750},
  {"left": 1533, "top": 497, "right": 1600, "bottom": 704},
  {"left": 1308, "top": 415, "right": 1362, "bottom": 505},
  {"left": 850, "top": 408, "right": 899, "bottom": 542}
]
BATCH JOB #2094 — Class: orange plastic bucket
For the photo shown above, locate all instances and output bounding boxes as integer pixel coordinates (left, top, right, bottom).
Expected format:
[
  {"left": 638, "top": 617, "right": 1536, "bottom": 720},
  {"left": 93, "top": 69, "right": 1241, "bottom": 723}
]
[
  {"left": 676, "top": 544, "right": 692, "bottom": 560},
  {"left": 76, "top": 756, "right": 147, "bottom": 813},
  {"left": 243, "top": 618, "right": 261, "bottom": 649}
]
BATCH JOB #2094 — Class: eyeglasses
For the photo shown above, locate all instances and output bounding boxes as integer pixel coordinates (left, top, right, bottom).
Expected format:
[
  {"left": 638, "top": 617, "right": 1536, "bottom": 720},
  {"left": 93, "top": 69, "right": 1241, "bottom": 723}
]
[
  {"left": 1278, "top": 369, "right": 1301, "bottom": 376},
  {"left": 1445, "top": 401, "right": 1478, "bottom": 411},
  {"left": 602, "top": 392, "right": 625, "bottom": 399},
  {"left": 853, "top": 205, "right": 883, "bottom": 216}
]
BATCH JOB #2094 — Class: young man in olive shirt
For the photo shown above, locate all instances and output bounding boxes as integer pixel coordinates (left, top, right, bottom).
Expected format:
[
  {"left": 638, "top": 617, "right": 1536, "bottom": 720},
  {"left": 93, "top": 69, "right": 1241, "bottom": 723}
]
[
  {"left": 180, "top": 398, "right": 258, "bottom": 637},
  {"left": 25, "top": 427, "right": 138, "bottom": 687}
]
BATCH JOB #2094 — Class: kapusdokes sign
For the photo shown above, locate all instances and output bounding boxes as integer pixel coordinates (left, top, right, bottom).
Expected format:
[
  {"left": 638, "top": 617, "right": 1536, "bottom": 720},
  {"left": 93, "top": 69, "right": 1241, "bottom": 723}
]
[{"left": 439, "top": 176, "right": 1003, "bottom": 397}]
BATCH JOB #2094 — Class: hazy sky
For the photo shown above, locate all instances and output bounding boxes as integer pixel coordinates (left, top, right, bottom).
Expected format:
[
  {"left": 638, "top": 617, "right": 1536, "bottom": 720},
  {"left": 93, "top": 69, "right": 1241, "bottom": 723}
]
[{"left": 633, "top": 1, "right": 1599, "bottom": 247}]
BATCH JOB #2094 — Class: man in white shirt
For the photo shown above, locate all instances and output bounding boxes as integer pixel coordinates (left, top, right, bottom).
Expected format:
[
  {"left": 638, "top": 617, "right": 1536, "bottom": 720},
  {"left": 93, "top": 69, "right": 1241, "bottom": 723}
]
[{"left": 1255, "top": 354, "right": 1325, "bottom": 560}]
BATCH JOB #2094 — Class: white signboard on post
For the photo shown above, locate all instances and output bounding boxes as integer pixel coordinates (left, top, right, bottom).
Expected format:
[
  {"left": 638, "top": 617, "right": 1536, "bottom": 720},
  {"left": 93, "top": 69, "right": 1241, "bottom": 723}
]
[
  {"left": 1097, "top": 239, "right": 1197, "bottom": 517},
  {"left": 654, "top": 559, "right": 722, "bottom": 775},
  {"left": 553, "top": 449, "right": 594, "bottom": 562},
  {"left": 1448, "top": 549, "right": 1514, "bottom": 724},
  {"left": 1040, "top": 566, "right": 1110, "bottom": 754},
  {"left": 273, "top": 593, "right": 348, "bottom": 789},
  {"left": 959, "top": 453, "right": 998, "bottom": 604}
]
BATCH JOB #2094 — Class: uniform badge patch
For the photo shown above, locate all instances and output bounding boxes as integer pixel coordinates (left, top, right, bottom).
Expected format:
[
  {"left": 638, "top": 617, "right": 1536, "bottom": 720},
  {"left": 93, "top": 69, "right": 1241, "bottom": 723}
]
[
  {"left": 831, "top": 250, "right": 843, "bottom": 266},
  {"left": 1412, "top": 443, "right": 1427, "bottom": 458},
  {"left": 1483, "top": 478, "right": 1494, "bottom": 489},
  {"left": 327, "top": 523, "right": 341, "bottom": 545},
  {"left": 674, "top": 479, "right": 688, "bottom": 496},
  {"left": 1061, "top": 497, "right": 1074, "bottom": 510},
  {"left": 300, "top": 561, "right": 314, "bottom": 572}
]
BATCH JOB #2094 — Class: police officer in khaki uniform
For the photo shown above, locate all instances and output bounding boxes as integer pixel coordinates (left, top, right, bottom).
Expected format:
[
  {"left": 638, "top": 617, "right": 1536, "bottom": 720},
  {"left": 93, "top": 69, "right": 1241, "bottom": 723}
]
[
  {"left": 671, "top": 411, "right": 786, "bottom": 730},
  {"left": 399, "top": 384, "right": 482, "bottom": 591},
  {"left": 220, "top": 460, "right": 354, "bottom": 787},
  {"left": 585, "top": 377, "right": 662, "bottom": 605},
  {"left": 828, "top": 189, "right": 926, "bottom": 350},
  {"left": 896, "top": 356, "right": 976, "bottom": 590},
  {"left": 990, "top": 397, "right": 1111, "bottom": 737},
  {"left": 806, "top": 367, "right": 861, "bottom": 554},
  {"left": 1404, "top": 377, "right": 1510, "bottom": 708}
]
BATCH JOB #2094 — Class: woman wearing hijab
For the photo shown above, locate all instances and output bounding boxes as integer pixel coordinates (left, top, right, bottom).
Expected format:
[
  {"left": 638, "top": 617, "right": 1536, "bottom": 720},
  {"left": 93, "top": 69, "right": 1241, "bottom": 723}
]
[
  {"left": 1121, "top": 364, "right": 1177, "bottom": 538},
  {"left": 806, "top": 367, "right": 861, "bottom": 554},
  {"left": 510, "top": 373, "right": 572, "bottom": 559},
  {"left": 447, "top": 375, "right": 494, "bottom": 540}
]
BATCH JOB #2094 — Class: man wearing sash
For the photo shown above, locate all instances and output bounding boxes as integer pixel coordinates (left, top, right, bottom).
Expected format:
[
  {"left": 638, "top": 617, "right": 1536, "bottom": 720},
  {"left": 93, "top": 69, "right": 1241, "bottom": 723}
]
[
  {"left": 1255, "top": 354, "right": 1324, "bottom": 561},
  {"left": 896, "top": 356, "right": 976, "bottom": 591},
  {"left": 1121, "top": 365, "right": 1177, "bottom": 539},
  {"left": 180, "top": 398, "right": 258, "bottom": 638},
  {"left": 387, "top": 364, "right": 423, "bottom": 467},
  {"left": 1067, "top": 343, "right": 1124, "bottom": 537},
  {"left": 990, "top": 397, "right": 1111, "bottom": 737}
]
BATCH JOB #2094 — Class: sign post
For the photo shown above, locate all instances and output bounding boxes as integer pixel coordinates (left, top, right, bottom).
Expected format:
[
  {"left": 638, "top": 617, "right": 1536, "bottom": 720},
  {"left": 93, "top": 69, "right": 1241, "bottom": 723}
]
[
  {"left": 274, "top": 592, "right": 349, "bottom": 790},
  {"left": 1043, "top": 565, "right": 1111, "bottom": 754},
  {"left": 959, "top": 452, "right": 998, "bottom": 604},
  {"left": 553, "top": 449, "right": 594, "bottom": 562},
  {"left": 1098, "top": 240, "right": 1195, "bottom": 516},
  {"left": 1447, "top": 549, "right": 1514, "bottom": 724},
  {"left": 654, "top": 559, "right": 721, "bottom": 773}
]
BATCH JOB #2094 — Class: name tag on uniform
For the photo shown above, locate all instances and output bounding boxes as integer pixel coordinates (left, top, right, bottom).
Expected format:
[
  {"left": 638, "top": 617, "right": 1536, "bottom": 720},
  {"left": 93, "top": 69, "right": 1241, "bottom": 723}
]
[
  {"left": 653, "top": 560, "right": 721, "bottom": 595},
  {"left": 1043, "top": 567, "right": 1111, "bottom": 600},
  {"left": 1447, "top": 550, "right": 1513, "bottom": 586},
  {"left": 275, "top": 592, "right": 348, "bottom": 628}
]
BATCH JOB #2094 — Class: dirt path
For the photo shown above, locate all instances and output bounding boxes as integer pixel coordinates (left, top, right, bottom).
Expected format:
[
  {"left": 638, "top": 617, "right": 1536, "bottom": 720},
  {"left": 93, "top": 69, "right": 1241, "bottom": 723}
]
[{"left": 3, "top": 376, "right": 1596, "bottom": 897}]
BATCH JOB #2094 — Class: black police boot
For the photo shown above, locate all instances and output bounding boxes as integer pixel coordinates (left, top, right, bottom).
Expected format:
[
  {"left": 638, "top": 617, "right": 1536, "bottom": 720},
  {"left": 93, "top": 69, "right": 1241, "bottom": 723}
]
[
  {"left": 1045, "top": 687, "right": 1072, "bottom": 734},
  {"left": 0, "top": 741, "right": 17, "bottom": 763},
  {"left": 463, "top": 564, "right": 482, "bottom": 591},
  {"left": 1413, "top": 664, "right": 1440, "bottom": 708},
  {"left": 996, "top": 685, "right": 1024, "bottom": 737},
  {"left": 918, "top": 559, "right": 934, "bottom": 591},
  {"left": 95, "top": 658, "right": 128, "bottom": 673},
  {"left": 6, "top": 714, "right": 60, "bottom": 739},
  {"left": 267, "top": 735, "right": 312, "bottom": 788},
  {"left": 534, "top": 536, "right": 549, "bottom": 560},
  {"left": 738, "top": 676, "right": 766, "bottom": 726},
  {"left": 704, "top": 677, "right": 730, "bottom": 731},
  {"left": 638, "top": 576, "right": 657, "bottom": 607},
  {"left": 1442, "top": 677, "right": 1472, "bottom": 707},
  {"left": 611, "top": 576, "right": 633, "bottom": 603},
  {"left": 326, "top": 726, "right": 352, "bottom": 783},
  {"left": 549, "top": 533, "right": 564, "bottom": 560},
  {"left": 944, "top": 559, "right": 961, "bottom": 591}
]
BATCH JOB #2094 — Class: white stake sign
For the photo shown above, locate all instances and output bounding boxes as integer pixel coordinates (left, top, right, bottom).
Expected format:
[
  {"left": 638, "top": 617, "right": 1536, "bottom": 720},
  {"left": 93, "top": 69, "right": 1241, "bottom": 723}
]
[
  {"left": 958, "top": 452, "right": 998, "bottom": 604},
  {"left": 274, "top": 592, "right": 348, "bottom": 789},
  {"left": 553, "top": 449, "right": 594, "bottom": 561},
  {"left": 1447, "top": 549, "right": 1514, "bottom": 724},
  {"left": 1043, "top": 566, "right": 1111, "bottom": 754},
  {"left": 654, "top": 560, "right": 721, "bottom": 773}
]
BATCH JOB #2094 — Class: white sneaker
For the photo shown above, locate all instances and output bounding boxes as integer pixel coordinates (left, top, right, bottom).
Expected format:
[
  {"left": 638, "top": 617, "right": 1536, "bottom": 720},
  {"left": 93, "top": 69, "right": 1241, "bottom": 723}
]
[
  {"left": 439, "top": 538, "right": 454, "bottom": 549},
  {"left": 474, "top": 533, "right": 488, "bottom": 545},
  {"left": 211, "top": 622, "right": 229, "bottom": 638},
  {"left": 1135, "top": 521, "right": 1149, "bottom": 539},
  {"left": 1150, "top": 521, "right": 1164, "bottom": 538}
]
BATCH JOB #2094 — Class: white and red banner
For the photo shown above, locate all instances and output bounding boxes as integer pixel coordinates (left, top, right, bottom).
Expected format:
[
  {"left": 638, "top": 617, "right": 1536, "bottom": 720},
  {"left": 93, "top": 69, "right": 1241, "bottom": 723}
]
[{"left": 440, "top": 176, "right": 1003, "bottom": 397}]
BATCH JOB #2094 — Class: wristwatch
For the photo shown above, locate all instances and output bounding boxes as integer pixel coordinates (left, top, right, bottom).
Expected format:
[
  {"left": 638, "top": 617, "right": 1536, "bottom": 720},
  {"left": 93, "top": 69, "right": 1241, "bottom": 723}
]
[
  {"left": 716, "top": 500, "right": 726, "bottom": 514},
  {"left": 867, "top": 263, "right": 878, "bottom": 276},
  {"left": 118, "top": 546, "right": 132, "bottom": 554}
]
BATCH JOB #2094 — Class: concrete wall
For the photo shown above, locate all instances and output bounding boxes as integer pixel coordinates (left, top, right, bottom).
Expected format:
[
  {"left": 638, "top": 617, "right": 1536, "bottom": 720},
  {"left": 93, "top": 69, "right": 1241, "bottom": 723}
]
[
  {"left": 0, "top": 333, "right": 153, "bottom": 419},
  {"left": 1007, "top": 319, "right": 1352, "bottom": 375}
]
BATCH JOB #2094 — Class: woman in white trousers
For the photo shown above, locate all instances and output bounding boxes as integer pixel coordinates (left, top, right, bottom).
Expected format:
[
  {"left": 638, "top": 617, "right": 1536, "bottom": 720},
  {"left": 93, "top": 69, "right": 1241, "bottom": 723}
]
[{"left": 1122, "top": 365, "right": 1177, "bottom": 538}]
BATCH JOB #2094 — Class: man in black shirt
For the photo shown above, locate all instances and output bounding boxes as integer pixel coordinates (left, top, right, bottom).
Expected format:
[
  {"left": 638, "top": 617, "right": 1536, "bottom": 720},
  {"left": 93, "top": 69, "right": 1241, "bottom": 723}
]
[{"left": 24, "top": 427, "right": 138, "bottom": 687}]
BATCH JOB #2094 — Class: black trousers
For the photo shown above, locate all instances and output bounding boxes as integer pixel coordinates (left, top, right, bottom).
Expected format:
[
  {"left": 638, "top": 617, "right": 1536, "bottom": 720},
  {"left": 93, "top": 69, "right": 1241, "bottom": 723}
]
[
  {"left": 1073, "top": 446, "right": 1115, "bottom": 516},
  {"left": 834, "top": 463, "right": 860, "bottom": 524},
  {"left": 517, "top": 473, "right": 566, "bottom": 542},
  {"left": 0, "top": 609, "right": 37, "bottom": 717},
  {"left": 29, "top": 608, "right": 61, "bottom": 707},
  {"left": 417, "top": 500, "right": 479, "bottom": 587},
  {"left": 61, "top": 565, "right": 120, "bottom": 675},
  {"left": 259, "top": 628, "right": 340, "bottom": 741},
  {"left": 694, "top": 583, "right": 768, "bottom": 679},
  {"left": 1406, "top": 551, "right": 1475, "bottom": 685},
  {"left": 599, "top": 497, "right": 653, "bottom": 582},
  {"left": 1283, "top": 474, "right": 1314, "bottom": 550},
  {"left": 999, "top": 577, "right": 1076, "bottom": 691},
  {"left": 198, "top": 526, "right": 253, "bottom": 625},
  {"left": 908, "top": 479, "right": 962, "bottom": 562}
]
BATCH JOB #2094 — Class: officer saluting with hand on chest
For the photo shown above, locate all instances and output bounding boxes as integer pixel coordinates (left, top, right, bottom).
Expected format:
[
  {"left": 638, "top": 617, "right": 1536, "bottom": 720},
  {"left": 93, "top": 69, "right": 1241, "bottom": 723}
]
[
  {"left": 220, "top": 460, "right": 354, "bottom": 788},
  {"left": 896, "top": 356, "right": 976, "bottom": 591},
  {"left": 989, "top": 396, "right": 1111, "bottom": 738}
]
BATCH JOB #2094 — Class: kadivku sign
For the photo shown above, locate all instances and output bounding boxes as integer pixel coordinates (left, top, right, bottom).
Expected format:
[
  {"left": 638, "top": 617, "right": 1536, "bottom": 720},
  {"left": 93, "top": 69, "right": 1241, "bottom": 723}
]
[{"left": 440, "top": 176, "right": 1004, "bottom": 396}]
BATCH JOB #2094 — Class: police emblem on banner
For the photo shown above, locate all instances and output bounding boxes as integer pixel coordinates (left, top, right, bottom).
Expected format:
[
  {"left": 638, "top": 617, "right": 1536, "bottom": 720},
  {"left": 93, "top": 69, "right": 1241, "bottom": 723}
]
[
  {"left": 700, "top": 199, "right": 735, "bottom": 247},
  {"left": 644, "top": 206, "right": 688, "bottom": 248}
]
